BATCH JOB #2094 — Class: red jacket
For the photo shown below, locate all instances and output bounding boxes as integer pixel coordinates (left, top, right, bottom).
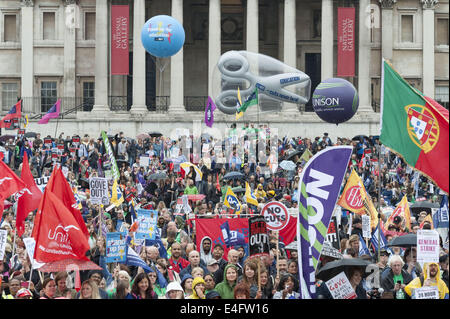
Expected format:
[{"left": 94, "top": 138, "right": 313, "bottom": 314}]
[{"left": 168, "top": 257, "right": 190, "bottom": 273}]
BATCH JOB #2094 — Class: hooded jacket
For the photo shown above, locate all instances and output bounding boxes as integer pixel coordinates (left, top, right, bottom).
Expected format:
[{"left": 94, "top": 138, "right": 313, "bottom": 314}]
[
  {"left": 200, "top": 236, "right": 214, "bottom": 266},
  {"left": 189, "top": 277, "right": 206, "bottom": 299},
  {"left": 404, "top": 262, "right": 449, "bottom": 299},
  {"left": 214, "top": 264, "right": 239, "bottom": 299},
  {"left": 163, "top": 281, "right": 184, "bottom": 299}
]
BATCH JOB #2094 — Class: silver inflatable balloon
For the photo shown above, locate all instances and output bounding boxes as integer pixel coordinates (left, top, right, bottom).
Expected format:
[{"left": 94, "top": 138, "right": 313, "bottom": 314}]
[{"left": 212, "top": 51, "right": 311, "bottom": 115}]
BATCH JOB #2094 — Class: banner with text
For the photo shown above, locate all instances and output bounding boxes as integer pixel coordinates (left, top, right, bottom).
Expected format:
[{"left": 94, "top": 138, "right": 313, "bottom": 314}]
[
  {"left": 111, "top": 5, "right": 129, "bottom": 75},
  {"left": 337, "top": 7, "right": 355, "bottom": 77}
]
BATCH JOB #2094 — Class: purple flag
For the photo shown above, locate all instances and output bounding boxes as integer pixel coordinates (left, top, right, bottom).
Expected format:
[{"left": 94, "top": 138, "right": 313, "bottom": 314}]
[
  {"left": 38, "top": 99, "right": 61, "bottom": 124},
  {"left": 297, "top": 146, "right": 352, "bottom": 299},
  {"left": 205, "top": 96, "right": 216, "bottom": 128}
]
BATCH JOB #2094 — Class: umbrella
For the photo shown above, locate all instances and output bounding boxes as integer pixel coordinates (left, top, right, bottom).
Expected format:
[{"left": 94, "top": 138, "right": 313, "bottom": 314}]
[
  {"left": 387, "top": 233, "right": 417, "bottom": 248},
  {"left": 136, "top": 133, "right": 150, "bottom": 140},
  {"left": 0, "top": 135, "right": 15, "bottom": 143},
  {"left": 352, "top": 135, "right": 369, "bottom": 142},
  {"left": 316, "top": 258, "right": 372, "bottom": 282},
  {"left": 24, "top": 132, "right": 37, "bottom": 138},
  {"left": 280, "top": 160, "right": 297, "bottom": 171},
  {"left": 223, "top": 171, "right": 244, "bottom": 180},
  {"left": 232, "top": 187, "right": 246, "bottom": 194},
  {"left": 38, "top": 258, "right": 103, "bottom": 273},
  {"left": 180, "top": 162, "right": 202, "bottom": 182},
  {"left": 187, "top": 194, "right": 206, "bottom": 201},
  {"left": 284, "top": 242, "right": 297, "bottom": 251},
  {"left": 410, "top": 201, "right": 440, "bottom": 216},
  {"left": 285, "top": 150, "right": 301, "bottom": 161},
  {"left": 149, "top": 172, "right": 168, "bottom": 180},
  {"left": 149, "top": 131, "right": 162, "bottom": 137}
]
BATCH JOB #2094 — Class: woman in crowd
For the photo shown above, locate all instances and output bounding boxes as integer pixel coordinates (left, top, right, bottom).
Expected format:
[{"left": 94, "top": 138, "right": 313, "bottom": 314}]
[{"left": 131, "top": 273, "right": 157, "bottom": 299}]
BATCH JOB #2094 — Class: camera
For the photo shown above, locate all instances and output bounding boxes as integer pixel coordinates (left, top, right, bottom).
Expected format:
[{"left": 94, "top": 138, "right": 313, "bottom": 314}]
[{"left": 367, "top": 287, "right": 384, "bottom": 299}]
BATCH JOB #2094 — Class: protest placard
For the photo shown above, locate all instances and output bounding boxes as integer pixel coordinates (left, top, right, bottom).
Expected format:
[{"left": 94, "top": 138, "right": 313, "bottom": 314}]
[
  {"left": 325, "top": 216, "right": 341, "bottom": 250},
  {"left": 325, "top": 271, "right": 357, "bottom": 299},
  {"left": 362, "top": 214, "right": 371, "bottom": 239},
  {"left": 0, "top": 229, "right": 7, "bottom": 260},
  {"left": 22, "top": 237, "right": 45, "bottom": 269},
  {"left": 248, "top": 216, "right": 270, "bottom": 258},
  {"left": 89, "top": 177, "right": 109, "bottom": 205},
  {"left": 34, "top": 176, "right": 50, "bottom": 193},
  {"left": 106, "top": 232, "right": 127, "bottom": 263},
  {"left": 417, "top": 229, "right": 440, "bottom": 263},
  {"left": 139, "top": 156, "right": 149, "bottom": 167},
  {"left": 136, "top": 209, "right": 158, "bottom": 241},
  {"left": 414, "top": 286, "right": 439, "bottom": 299}
]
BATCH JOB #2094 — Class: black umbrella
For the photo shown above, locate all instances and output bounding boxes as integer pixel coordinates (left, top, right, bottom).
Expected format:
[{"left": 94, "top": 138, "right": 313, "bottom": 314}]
[
  {"left": 410, "top": 201, "right": 440, "bottom": 216},
  {"left": 231, "top": 187, "right": 246, "bottom": 194},
  {"left": 149, "top": 172, "right": 168, "bottom": 180},
  {"left": 0, "top": 135, "right": 15, "bottom": 143},
  {"left": 285, "top": 150, "right": 301, "bottom": 161},
  {"left": 149, "top": 131, "right": 162, "bottom": 137},
  {"left": 223, "top": 171, "right": 244, "bottom": 180},
  {"left": 316, "top": 258, "right": 372, "bottom": 282},
  {"left": 24, "top": 132, "right": 37, "bottom": 138},
  {"left": 387, "top": 233, "right": 417, "bottom": 248},
  {"left": 352, "top": 135, "right": 369, "bottom": 142}
]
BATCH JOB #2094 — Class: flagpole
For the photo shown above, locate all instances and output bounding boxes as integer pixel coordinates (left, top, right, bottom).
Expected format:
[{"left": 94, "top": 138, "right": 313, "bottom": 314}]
[{"left": 377, "top": 143, "right": 382, "bottom": 262}]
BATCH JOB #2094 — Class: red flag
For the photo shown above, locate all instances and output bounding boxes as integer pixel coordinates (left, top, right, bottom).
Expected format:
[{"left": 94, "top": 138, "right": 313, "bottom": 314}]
[
  {"left": 216, "top": 173, "right": 221, "bottom": 192},
  {"left": 32, "top": 190, "right": 90, "bottom": 263},
  {"left": 32, "top": 168, "right": 89, "bottom": 239},
  {"left": 0, "top": 152, "right": 26, "bottom": 220},
  {"left": 0, "top": 100, "right": 21, "bottom": 128},
  {"left": 16, "top": 153, "right": 43, "bottom": 237}
]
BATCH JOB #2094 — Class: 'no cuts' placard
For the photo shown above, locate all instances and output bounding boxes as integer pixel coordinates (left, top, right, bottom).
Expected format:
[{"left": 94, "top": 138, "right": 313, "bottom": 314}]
[
  {"left": 417, "top": 229, "right": 440, "bottom": 263},
  {"left": 89, "top": 177, "right": 109, "bottom": 205}
]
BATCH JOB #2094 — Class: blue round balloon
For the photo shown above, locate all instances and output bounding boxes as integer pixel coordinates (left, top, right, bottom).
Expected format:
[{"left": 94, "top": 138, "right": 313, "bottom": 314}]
[
  {"left": 312, "top": 78, "right": 359, "bottom": 125},
  {"left": 141, "top": 15, "right": 185, "bottom": 58}
]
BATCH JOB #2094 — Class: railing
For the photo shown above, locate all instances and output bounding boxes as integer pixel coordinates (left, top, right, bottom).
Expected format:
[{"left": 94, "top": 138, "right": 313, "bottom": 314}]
[
  {"left": 20, "top": 97, "right": 92, "bottom": 117},
  {"left": 185, "top": 96, "right": 208, "bottom": 112},
  {"left": 109, "top": 96, "right": 131, "bottom": 111},
  {"left": 154, "top": 96, "right": 169, "bottom": 113}
]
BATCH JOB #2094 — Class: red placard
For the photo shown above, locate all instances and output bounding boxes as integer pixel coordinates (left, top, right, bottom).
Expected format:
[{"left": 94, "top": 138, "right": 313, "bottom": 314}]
[
  {"left": 111, "top": 5, "right": 129, "bottom": 75},
  {"left": 337, "top": 7, "right": 355, "bottom": 77}
]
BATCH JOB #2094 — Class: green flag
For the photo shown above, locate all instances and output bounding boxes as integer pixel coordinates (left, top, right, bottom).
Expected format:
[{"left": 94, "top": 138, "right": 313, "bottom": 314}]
[
  {"left": 101, "top": 130, "right": 120, "bottom": 181},
  {"left": 236, "top": 88, "right": 258, "bottom": 120},
  {"left": 298, "top": 148, "right": 313, "bottom": 164}
]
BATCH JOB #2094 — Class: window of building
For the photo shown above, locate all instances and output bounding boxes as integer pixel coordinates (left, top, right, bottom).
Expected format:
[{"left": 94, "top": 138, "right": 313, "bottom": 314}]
[
  {"left": 401, "top": 15, "right": 413, "bottom": 43},
  {"left": 85, "top": 12, "right": 95, "bottom": 40},
  {"left": 3, "top": 14, "right": 17, "bottom": 42},
  {"left": 83, "top": 81, "right": 94, "bottom": 111},
  {"left": 43, "top": 12, "right": 56, "bottom": 40},
  {"left": 435, "top": 86, "right": 449, "bottom": 109},
  {"left": 436, "top": 18, "right": 449, "bottom": 46},
  {"left": 40, "top": 81, "right": 57, "bottom": 112},
  {"left": 1, "top": 83, "right": 18, "bottom": 111}
]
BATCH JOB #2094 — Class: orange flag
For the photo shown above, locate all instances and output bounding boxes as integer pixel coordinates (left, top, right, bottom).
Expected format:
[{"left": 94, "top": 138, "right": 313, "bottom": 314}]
[
  {"left": 337, "top": 169, "right": 378, "bottom": 229},
  {"left": 385, "top": 195, "right": 412, "bottom": 231}
]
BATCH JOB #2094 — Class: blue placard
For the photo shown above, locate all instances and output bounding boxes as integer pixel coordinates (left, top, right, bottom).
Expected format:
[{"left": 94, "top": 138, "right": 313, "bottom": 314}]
[
  {"left": 105, "top": 232, "right": 127, "bottom": 263},
  {"left": 135, "top": 209, "right": 158, "bottom": 241}
]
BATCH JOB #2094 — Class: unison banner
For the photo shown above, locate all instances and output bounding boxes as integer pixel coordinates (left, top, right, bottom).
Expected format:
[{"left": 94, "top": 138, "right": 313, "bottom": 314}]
[
  {"left": 337, "top": 7, "right": 355, "bottom": 77},
  {"left": 297, "top": 146, "right": 352, "bottom": 298},
  {"left": 111, "top": 5, "right": 129, "bottom": 75}
]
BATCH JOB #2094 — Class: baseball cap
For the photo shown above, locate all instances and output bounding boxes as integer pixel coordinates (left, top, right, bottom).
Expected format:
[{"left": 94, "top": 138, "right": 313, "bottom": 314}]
[
  {"left": 206, "top": 290, "right": 221, "bottom": 299},
  {"left": 380, "top": 249, "right": 389, "bottom": 256},
  {"left": 16, "top": 288, "right": 33, "bottom": 298},
  {"left": 393, "top": 216, "right": 402, "bottom": 224},
  {"left": 208, "top": 259, "right": 219, "bottom": 266}
]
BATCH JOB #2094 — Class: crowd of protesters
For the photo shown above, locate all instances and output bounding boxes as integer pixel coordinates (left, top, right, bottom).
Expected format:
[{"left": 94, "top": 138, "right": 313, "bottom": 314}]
[{"left": 0, "top": 122, "right": 448, "bottom": 299}]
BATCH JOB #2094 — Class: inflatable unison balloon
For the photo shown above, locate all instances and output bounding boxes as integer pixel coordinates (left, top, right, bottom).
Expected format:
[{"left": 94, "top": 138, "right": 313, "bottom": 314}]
[
  {"left": 141, "top": 15, "right": 185, "bottom": 58},
  {"left": 312, "top": 78, "right": 359, "bottom": 125},
  {"left": 212, "top": 51, "right": 311, "bottom": 115}
]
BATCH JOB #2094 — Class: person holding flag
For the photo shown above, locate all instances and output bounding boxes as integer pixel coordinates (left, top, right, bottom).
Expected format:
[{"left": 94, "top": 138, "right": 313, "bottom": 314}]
[{"left": 223, "top": 187, "right": 242, "bottom": 214}]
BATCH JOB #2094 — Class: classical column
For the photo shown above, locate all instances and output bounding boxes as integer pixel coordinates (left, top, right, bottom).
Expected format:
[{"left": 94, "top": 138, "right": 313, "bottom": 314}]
[
  {"left": 169, "top": 0, "right": 184, "bottom": 113},
  {"left": 283, "top": 0, "right": 298, "bottom": 114},
  {"left": 358, "top": 0, "right": 373, "bottom": 112},
  {"left": 246, "top": 0, "right": 259, "bottom": 53},
  {"left": 379, "top": 0, "right": 396, "bottom": 61},
  {"left": 21, "top": 0, "right": 34, "bottom": 112},
  {"left": 321, "top": 0, "right": 333, "bottom": 80},
  {"left": 92, "top": 0, "right": 109, "bottom": 112},
  {"left": 422, "top": 0, "right": 438, "bottom": 98},
  {"left": 208, "top": 0, "right": 221, "bottom": 97},
  {"left": 130, "top": 0, "right": 147, "bottom": 113},
  {"left": 63, "top": 1, "right": 77, "bottom": 111}
]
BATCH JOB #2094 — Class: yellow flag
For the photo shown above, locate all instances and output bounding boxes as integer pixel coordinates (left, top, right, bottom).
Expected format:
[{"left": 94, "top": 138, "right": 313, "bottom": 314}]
[
  {"left": 245, "top": 182, "right": 258, "bottom": 206},
  {"left": 337, "top": 169, "right": 378, "bottom": 229},
  {"left": 235, "top": 87, "right": 244, "bottom": 120},
  {"left": 224, "top": 187, "right": 242, "bottom": 214},
  {"left": 110, "top": 179, "right": 124, "bottom": 207},
  {"left": 385, "top": 195, "right": 412, "bottom": 231},
  {"left": 24, "top": 115, "right": 29, "bottom": 128}
]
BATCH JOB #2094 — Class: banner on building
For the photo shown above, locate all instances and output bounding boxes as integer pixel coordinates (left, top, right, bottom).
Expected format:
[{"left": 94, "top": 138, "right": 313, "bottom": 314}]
[
  {"left": 111, "top": 5, "right": 129, "bottom": 75},
  {"left": 337, "top": 7, "right": 355, "bottom": 77}
]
